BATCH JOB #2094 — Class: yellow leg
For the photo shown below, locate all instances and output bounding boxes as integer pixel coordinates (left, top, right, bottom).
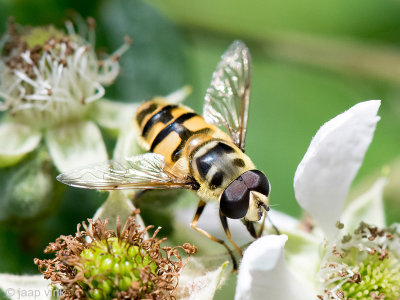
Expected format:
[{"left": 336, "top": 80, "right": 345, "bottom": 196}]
[
  {"left": 219, "top": 212, "right": 243, "bottom": 257},
  {"left": 191, "top": 201, "right": 238, "bottom": 271}
]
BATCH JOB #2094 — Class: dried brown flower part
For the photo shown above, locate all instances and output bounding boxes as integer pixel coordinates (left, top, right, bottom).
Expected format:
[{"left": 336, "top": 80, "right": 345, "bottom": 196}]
[
  {"left": 3, "top": 18, "right": 67, "bottom": 78},
  {"left": 34, "top": 216, "right": 196, "bottom": 299}
]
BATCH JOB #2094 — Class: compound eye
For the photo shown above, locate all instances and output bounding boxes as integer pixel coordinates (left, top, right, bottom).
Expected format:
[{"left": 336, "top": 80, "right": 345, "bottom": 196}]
[
  {"left": 220, "top": 177, "right": 249, "bottom": 219},
  {"left": 242, "top": 170, "right": 270, "bottom": 196}
]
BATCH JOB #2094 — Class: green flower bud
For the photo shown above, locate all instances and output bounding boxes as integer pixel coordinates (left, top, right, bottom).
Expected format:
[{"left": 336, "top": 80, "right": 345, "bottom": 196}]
[
  {"left": 0, "top": 149, "right": 61, "bottom": 223},
  {"left": 89, "top": 288, "right": 103, "bottom": 300},
  {"left": 20, "top": 25, "right": 64, "bottom": 49},
  {"left": 35, "top": 216, "right": 197, "bottom": 299}
]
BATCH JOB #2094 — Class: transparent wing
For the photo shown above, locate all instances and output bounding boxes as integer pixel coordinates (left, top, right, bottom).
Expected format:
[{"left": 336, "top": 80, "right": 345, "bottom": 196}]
[
  {"left": 203, "top": 40, "right": 252, "bottom": 151},
  {"left": 56, "top": 153, "right": 193, "bottom": 190}
]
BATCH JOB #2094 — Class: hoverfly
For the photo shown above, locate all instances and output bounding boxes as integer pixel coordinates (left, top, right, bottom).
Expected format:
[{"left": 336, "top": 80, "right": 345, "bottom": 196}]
[{"left": 57, "top": 41, "right": 271, "bottom": 270}]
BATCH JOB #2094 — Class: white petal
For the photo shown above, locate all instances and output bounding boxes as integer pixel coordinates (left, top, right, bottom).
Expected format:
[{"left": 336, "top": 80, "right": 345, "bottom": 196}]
[
  {"left": 0, "top": 274, "right": 52, "bottom": 300},
  {"left": 341, "top": 177, "right": 386, "bottom": 232},
  {"left": 263, "top": 209, "right": 322, "bottom": 284},
  {"left": 46, "top": 121, "right": 108, "bottom": 172},
  {"left": 294, "top": 100, "right": 381, "bottom": 239},
  {"left": 268, "top": 209, "right": 301, "bottom": 232},
  {"left": 90, "top": 99, "right": 139, "bottom": 135},
  {"left": 113, "top": 126, "right": 143, "bottom": 161},
  {"left": 164, "top": 85, "right": 192, "bottom": 104},
  {"left": 262, "top": 211, "right": 322, "bottom": 285},
  {"left": 175, "top": 259, "right": 229, "bottom": 300},
  {"left": 93, "top": 190, "right": 146, "bottom": 232},
  {"left": 0, "top": 122, "right": 41, "bottom": 167},
  {"left": 284, "top": 230, "right": 321, "bottom": 286},
  {"left": 235, "top": 235, "right": 314, "bottom": 300}
]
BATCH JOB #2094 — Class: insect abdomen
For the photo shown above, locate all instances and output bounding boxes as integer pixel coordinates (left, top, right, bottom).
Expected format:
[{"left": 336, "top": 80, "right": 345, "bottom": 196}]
[{"left": 135, "top": 99, "right": 228, "bottom": 166}]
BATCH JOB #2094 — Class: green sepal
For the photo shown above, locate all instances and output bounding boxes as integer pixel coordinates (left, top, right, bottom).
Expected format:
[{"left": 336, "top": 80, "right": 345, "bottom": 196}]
[{"left": 0, "top": 122, "right": 41, "bottom": 168}]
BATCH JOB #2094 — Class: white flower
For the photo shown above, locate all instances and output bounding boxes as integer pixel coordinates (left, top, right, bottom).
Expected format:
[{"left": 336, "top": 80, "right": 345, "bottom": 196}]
[
  {"left": 0, "top": 19, "right": 134, "bottom": 172},
  {"left": 294, "top": 100, "right": 381, "bottom": 239},
  {"left": 235, "top": 100, "right": 400, "bottom": 299}
]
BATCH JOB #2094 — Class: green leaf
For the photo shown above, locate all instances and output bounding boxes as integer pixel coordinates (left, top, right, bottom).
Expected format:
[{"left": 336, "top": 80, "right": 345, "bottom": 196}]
[
  {"left": 99, "top": 0, "right": 187, "bottom": 101},
  {"left": 147, "top": 0, "right": 400, "bottom": 41},
  {"left": 5, "top": 0, "right": 97, "bottom": 28},
  {"left": 0, "top": 288, "right": 11, "bottom": 300},
  {"left": 0, "top": 3, "right": 10, "bottom": 33},
  {"left": 0, "top": 122, "right": 41, "bottom": 168},
  {"left": 135, "top": 189, "right": 185, "bottom": 237},
  {"left": 45, "top": 121, "right": 107, "bottom": 173}
]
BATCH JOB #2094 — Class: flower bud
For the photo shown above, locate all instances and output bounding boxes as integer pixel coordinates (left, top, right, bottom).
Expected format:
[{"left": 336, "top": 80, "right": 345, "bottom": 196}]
[
  {"left": 0, "top": 150, "right": 60, "bottom": 223},
  {"left": 35, "top": 216, "right": 197, "bottom": 299}
]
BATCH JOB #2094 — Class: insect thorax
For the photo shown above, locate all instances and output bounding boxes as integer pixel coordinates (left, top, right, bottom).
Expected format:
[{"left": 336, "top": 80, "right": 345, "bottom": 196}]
[{"left": 190, "top": 140, "right": 255, "bottom": 202}]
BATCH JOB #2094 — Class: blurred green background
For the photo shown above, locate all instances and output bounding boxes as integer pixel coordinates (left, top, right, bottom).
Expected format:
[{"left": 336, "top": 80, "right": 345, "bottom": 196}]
[{"left": 0, "top": 0, "right": 399, "bottom": 298}]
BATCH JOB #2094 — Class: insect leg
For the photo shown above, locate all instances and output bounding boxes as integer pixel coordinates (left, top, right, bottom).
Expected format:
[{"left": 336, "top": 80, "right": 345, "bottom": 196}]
[
  {"left": 242, "top": 219, "right": 258, "bottom": 239},
  {"left": 257, "top": 213, "right": 266, "bottom": 238},
  {"left": 190, "top": 200, "right": 238, "bottom": 271},
  {"left": 219, "top": 212, "right": 243, "bottom": 257},
  {"left": 267, "top": 214, "right": 281, "bottom": 235},
  {"left": 243, "top": 213, "right": 276, "bottom": 239}
]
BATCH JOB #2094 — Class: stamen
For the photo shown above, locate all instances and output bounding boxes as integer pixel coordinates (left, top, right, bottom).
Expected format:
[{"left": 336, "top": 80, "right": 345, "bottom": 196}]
[
  {"left": 318, "top": 222, "right": 400, "bottom": 299},
  {"left": 109, "top": 38, "right": 131, "bottom": 62},
  {"left": 0, "top": 19, "right": 128, "bottom": 128},
  {"left": 86, "top": 17, "right": 96, "bottom": 47},
  {"left": 84, "top": 82, "right": 105, "bottom": 103},
  {"left": 65, "top": 20, "right": 75, "bottom": 36}
]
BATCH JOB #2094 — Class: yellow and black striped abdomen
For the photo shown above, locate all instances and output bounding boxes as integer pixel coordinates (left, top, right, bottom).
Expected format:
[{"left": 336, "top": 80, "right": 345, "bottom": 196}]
[{"left": 135, "top": 99, "right": 230, "bottom": 167}]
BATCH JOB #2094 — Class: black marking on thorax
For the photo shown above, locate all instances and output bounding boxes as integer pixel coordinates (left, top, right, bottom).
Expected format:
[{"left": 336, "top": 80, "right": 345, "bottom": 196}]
[
  {"left": 233, "top": 158, "right": 245, "bottom": 167},
  {"left": 210, "top": 171, "right": 224, "bottom": 190},
  {"left": 136, "top": 103, "right": 158, "bottom": 126},
  {"left": 142, "top": 104, "right": 178, "bottom": 137},
  {"left": 150, "top": 112, "right": 211, "bottom": 162},
  {"left": 195, "top": 142, "right": 235, "bottom": 181}
]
